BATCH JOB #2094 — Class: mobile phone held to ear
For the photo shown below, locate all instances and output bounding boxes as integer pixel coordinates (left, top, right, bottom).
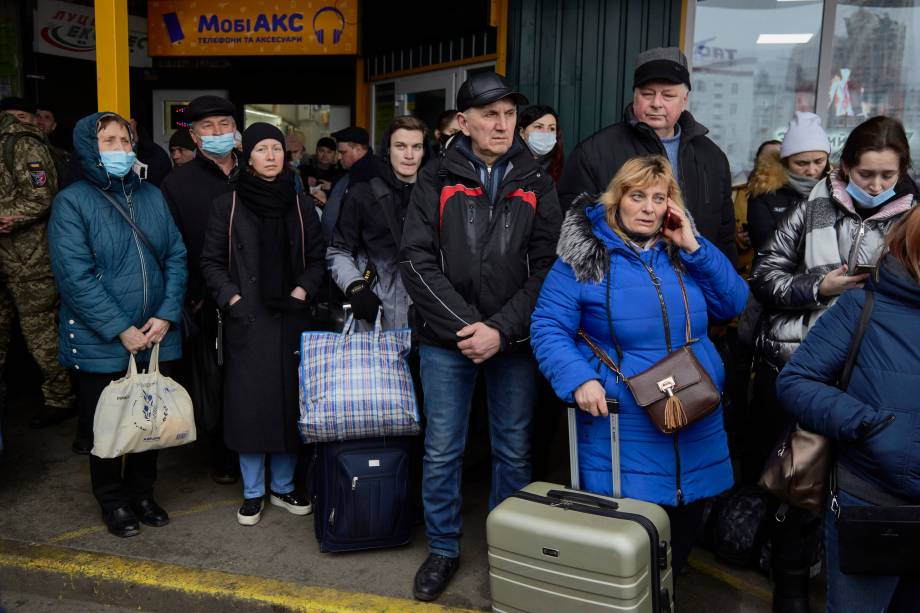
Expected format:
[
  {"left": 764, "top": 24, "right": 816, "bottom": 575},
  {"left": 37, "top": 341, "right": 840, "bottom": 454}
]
[{"left": 663, "top": 208, "right": 682, "bottom": 232}]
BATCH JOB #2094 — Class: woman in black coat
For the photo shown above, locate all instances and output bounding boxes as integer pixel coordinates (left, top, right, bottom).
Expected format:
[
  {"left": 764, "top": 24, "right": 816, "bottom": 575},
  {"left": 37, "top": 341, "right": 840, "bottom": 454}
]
[{"left": 200, "top": 123, "right": 324, "bottom": 526}]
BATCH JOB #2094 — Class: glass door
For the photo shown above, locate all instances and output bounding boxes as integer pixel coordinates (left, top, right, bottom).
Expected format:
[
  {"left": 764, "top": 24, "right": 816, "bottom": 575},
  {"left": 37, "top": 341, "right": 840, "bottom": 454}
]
[{"left": 371, "top": 62, "right": 495, "bottom": 149}]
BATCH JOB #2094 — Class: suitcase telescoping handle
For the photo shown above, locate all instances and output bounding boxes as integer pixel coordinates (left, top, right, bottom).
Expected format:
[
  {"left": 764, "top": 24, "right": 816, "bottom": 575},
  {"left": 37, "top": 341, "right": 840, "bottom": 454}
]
[
  {"left": 546, "top": 489, "right": 619, "bottom": 510},
  {"left": 567, "top": 400, "right": 621, "bottom": 497}
]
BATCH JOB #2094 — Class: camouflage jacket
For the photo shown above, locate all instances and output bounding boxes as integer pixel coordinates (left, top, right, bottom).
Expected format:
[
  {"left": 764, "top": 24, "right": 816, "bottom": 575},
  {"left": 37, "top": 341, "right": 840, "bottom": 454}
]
[{"left": 0, "top": 113, "right": 58, "bottom": 280}]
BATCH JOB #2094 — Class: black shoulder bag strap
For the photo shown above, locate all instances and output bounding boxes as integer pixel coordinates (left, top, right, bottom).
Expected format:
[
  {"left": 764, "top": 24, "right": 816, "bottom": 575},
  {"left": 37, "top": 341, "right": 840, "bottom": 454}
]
[
  {"left": 94, "top": 186, "right": 164, "bottom": 273},
  {"left": 839, "top": 289, "right": 875, "bottom": 390}
]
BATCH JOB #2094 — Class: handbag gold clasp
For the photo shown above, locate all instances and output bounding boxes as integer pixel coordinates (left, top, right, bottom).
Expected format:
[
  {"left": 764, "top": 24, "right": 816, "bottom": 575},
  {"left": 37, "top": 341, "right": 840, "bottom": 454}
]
[{"left": 657, "top": 376, "right": 676, "bottom": 396}]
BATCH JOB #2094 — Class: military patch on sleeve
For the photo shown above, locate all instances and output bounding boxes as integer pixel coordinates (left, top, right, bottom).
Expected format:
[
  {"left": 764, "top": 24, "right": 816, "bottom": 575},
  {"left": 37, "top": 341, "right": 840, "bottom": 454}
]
[{"left": 27, "top": 161, "right": 48, "bottom": 187}]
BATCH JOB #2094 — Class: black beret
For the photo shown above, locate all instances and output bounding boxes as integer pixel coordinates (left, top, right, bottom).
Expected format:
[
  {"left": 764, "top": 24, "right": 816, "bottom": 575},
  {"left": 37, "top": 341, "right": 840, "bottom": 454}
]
[
  {"left": 186, "top": 95, "right": 235, "bottom": 122},
  {"left": 168, "top": 128, "right": 196, "bottom": 150},
  {"left": 0, "top": 97, "right": 37, "bottom": 115},
  {"left": 330, "top": 126, "right": 369, "bottom": 146}
]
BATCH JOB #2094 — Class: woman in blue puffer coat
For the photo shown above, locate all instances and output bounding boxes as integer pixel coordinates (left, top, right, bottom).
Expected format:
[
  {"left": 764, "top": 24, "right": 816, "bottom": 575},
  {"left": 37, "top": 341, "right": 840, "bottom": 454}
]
[
  {"left": 777, "top": 206, "right": 920, "bottom": 613},
  {"left": 531, "top": 155, "right": 748, "bottom": 578},
  {"left": 48, "top": 112, "right": 187, "bottom": 538}
]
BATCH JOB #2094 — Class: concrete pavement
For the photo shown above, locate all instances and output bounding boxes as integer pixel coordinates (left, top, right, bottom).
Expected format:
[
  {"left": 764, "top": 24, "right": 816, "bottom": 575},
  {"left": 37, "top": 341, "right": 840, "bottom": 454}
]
[{"left": 0, "top": 392, "right": 794, "bottom": 612}]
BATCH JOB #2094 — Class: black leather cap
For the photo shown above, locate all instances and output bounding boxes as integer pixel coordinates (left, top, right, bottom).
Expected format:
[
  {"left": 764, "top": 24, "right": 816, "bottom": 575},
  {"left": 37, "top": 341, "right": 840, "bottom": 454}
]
[
  {"left": 331, "top": 126, "right": 369, "bottom": 146},
  {"left": 186, "top": 95, "right": 235, "bottom": 122},
  {"left": 456, "top": 73, "right": 528, "bottom": 112}
]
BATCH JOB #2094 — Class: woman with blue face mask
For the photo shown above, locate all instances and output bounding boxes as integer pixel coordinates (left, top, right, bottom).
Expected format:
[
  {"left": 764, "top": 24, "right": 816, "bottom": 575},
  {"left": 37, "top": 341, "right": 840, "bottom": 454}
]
[
  {"left": 517, "top": 105, "right": 564, "bottom": 183},
  {"left": 47, "top": 112, "right": 188, "bottom": 538},
  {"left": 749, "top": 116, "right": 917, "bottom": 611}
]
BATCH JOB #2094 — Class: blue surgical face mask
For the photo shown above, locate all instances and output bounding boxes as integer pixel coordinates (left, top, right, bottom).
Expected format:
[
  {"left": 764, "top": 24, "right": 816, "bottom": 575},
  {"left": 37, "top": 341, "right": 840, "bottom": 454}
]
[
  {"left": 526, "top": 131, "right": 557, "bottom": 157},
  {"left": 199, "top": 132, "right": 236, "bottom": 157},
  {"left": 99, "top": 150, "right": 137, "bottom": 178},
  {"left": 289, "top": 158, "right": 301, "bottom": 168},
  {"left": 846, "top": 180, "right": 897, "bottom": 209}
]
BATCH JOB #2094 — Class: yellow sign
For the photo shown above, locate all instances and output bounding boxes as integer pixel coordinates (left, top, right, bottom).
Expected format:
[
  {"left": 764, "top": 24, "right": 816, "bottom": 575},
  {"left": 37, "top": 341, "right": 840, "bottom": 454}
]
[{"left": 147, "top": 1, "right": 357, "bottom": 57}]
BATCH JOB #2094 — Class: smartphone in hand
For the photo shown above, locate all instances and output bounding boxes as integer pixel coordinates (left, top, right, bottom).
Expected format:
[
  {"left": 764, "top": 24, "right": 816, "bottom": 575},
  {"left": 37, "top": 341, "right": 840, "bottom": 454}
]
[
  {"left": 852, "top": 264, "right": 877, "bottom": 276},
  {"left": 663, "top": 208, "right": 683, "bottom": 232}
]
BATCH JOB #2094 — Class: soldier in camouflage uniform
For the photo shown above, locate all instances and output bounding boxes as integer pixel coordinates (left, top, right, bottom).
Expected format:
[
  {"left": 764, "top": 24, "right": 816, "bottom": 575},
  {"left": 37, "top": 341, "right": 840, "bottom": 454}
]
[{"left": 0, "top": 97, "right": 74, "bottom": 428}]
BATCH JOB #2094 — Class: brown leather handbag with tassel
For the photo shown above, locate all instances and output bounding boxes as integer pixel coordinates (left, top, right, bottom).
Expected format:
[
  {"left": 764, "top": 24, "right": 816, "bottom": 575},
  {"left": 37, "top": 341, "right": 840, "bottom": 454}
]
[{"left": 579, "top": 264, "right": 721, "bottom": 433}]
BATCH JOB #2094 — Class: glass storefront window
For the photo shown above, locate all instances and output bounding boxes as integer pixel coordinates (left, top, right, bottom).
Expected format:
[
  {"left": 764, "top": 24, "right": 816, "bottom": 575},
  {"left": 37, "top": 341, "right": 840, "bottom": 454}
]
[
  {"left": 824, "top": 2, "right": 920, "bottom": 167},
  {"left": 689, "top": 0, "right": 825, "bottom": 181}
]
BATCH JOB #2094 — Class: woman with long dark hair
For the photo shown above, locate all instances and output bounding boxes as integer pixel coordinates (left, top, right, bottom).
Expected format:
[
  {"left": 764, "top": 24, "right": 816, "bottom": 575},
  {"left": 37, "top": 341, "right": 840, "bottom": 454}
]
[
  {"left": 517, "top": 105, "right": 564, "bottom": 183},
  {"left": 750, "top": 115, "right": 917, "bottom": 611},
  {"left": 200, "top": 122, "right": 325, "bottom": 526}
]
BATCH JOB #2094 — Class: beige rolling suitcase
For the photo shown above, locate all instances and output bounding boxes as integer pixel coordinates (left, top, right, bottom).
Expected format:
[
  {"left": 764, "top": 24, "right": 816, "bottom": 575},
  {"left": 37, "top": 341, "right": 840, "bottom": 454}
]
[{"left": 487, "top": 405, "right": 674, "bottom": 612}]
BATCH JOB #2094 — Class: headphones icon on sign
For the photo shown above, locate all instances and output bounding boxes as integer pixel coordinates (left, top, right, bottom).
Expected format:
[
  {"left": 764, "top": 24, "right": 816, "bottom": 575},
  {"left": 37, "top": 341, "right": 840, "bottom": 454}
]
[{"left": 312, "top": 7, "right": 346, "bottom": 44}]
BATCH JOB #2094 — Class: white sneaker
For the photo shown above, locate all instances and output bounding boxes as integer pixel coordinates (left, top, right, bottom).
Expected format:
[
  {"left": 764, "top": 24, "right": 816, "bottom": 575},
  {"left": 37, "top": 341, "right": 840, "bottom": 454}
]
[
  {"left": 270, "top": 491, "right": 312, "bottom": 516},
  {"left": 237, "top": 497, "right": 264, "bottom": 525}
]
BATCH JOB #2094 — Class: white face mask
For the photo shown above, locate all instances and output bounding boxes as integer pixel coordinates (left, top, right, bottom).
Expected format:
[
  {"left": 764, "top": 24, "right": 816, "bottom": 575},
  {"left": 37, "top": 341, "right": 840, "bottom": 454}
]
[{"left": 526, "top": 131, "right": 557, "bottom": 157}]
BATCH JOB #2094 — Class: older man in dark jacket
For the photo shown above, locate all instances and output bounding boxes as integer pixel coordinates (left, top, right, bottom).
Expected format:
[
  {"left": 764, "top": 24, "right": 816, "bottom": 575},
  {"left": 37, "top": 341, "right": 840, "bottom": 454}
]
[
  {"left": 400, "top": 72, "right": 562, "bottom": 602},
  {"left": 558, "top": 47, "right": 737, "bottom": 263},
  {"left": 160, "top": 95, "right": 239, "bottom": 484}
]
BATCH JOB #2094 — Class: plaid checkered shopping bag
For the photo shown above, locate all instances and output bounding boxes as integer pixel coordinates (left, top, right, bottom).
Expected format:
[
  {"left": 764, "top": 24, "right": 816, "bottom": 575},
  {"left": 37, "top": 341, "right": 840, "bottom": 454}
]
[{"left": 298, "top": 310, "right": 420, "bottom": 443}]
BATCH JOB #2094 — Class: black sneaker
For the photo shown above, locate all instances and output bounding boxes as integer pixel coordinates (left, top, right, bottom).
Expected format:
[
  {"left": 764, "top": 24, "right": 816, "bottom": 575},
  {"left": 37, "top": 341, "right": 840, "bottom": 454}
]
[
  {"left": 237, "top": 497, "right": 263, "bottom": 526},
  {"left": 413, "top": 554, "right": 460, "bottom": 602},
  {"left": 269, "top": 490, "right": 312, "bottom": 516}
]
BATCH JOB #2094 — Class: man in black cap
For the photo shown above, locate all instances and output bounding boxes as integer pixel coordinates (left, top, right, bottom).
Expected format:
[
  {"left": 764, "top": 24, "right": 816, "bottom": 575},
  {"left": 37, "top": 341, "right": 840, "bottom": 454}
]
[
  {"left": 400, "top": 72, "right": 562, "bottom": 602},
  {"left": 558, "top": 46, "right": 737, "bottom": 262},
  {"left": 320, "top": 126, "right": 376, "bottom": 240},
  {"left": 300, "top": 136, "right": 342, "bottom": 201},
  {"left": 161, "top": 95, "right": 240, "bottom": 484},
  {"left": 168, "top": 129, "right": 196, "bottom": 168}
]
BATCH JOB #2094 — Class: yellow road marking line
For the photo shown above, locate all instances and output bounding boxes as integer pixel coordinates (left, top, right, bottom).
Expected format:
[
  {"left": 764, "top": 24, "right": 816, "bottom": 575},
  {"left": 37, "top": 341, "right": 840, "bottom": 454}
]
[
  {"left": 46, "top": 497, "right": 239, "bottom": 544},
  {"left": 0, "top": 539, "right": 477, "bottom": 612},
  {"left": 688, "top": 555, "right": 772, "bottom": 603}
]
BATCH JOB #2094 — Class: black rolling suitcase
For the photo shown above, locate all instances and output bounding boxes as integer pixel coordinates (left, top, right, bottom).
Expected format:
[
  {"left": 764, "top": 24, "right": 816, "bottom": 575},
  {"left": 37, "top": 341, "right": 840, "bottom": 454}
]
[{"left": 312, "top": 436, "right": 416, "bottom": 553}]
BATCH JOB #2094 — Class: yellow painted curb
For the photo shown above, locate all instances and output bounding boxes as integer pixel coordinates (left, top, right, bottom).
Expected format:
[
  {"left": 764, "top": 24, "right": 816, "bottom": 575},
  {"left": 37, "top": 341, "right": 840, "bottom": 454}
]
[
  {"left": 0, "top": 539, "right": 479, "bottom": 612},
  {"left": 687, "top": 555, "right": 772, "bottom": 603}
]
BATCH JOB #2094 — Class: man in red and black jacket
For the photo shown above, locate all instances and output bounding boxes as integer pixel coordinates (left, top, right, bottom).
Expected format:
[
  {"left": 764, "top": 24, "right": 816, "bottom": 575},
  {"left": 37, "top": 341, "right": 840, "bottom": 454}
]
[{"left": 399, "top": 72, "right": 562, "bottom": 602}]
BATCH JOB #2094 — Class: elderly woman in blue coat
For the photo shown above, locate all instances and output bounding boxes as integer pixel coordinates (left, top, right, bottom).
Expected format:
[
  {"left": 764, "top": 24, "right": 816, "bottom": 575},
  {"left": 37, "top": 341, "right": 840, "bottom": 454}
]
[
  {"left": 531, "top": 155, "right": 748, "bottom": 578},
  {"left": 48, "top": 112, "right": 187, "bottom": 538}
]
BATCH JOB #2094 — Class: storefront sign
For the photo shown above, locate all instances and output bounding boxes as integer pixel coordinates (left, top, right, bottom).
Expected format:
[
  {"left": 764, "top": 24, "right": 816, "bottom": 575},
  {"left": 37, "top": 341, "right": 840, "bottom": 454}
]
[
  {"left": 34, "top": 0, "right": 151, "bottom": 68},
  {"left": 147, "top": 1, "right": 357, "bottom": 56}
]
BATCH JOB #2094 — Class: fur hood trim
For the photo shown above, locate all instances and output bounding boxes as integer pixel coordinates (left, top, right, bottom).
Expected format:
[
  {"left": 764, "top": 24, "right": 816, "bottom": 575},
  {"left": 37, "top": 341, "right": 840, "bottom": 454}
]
[
  {"left": 557, "top": 204, "right": 700, "bottom": 283},
  {"left": 747, "top": 150, "right": 789, "bottom": 198}
]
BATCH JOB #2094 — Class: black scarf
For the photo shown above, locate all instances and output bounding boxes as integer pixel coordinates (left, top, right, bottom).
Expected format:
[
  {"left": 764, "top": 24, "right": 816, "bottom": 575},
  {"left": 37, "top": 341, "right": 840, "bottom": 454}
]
[{"left": 235, "top": 169, "right": 298, "bottom": 311}]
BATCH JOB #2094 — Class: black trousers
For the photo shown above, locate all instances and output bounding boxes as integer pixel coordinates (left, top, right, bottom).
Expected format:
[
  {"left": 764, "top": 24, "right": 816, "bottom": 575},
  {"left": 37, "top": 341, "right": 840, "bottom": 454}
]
[
  {"left": 76, "top": 361, "right": 174, "bottom": 513},
  {"left": 662, "top": 498, "right": 708, "bottom": 595}
]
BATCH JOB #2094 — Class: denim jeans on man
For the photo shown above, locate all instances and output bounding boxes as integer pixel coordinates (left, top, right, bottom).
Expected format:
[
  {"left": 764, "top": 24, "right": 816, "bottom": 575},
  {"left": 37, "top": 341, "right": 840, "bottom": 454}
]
[
  {"left": 239, "top": 452, "right": 297, "bottom": 499},
  {"left": 420, "top": 344, "right": 537, "bottom": 558},
  {"left": 826, "top": 489, "right": 920, "bottom": 613}
]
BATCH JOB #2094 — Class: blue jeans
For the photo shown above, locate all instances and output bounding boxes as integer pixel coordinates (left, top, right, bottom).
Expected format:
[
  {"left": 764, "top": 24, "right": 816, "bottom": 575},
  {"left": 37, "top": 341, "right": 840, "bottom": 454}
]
[
  {"left": 419, "top": 344, "right": 537, "bottom": 558},
  {"left": 238, "top": 452, "right": 297, "bottom": 500},
  {"left": 826, "top": 489, "right": 920, "bottom": 613}
]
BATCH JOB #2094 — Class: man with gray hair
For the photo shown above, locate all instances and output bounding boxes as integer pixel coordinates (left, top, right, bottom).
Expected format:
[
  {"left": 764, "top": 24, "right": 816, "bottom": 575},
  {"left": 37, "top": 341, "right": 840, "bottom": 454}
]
[{"left": 558, "top": 47, "right": 737, "bottom": 262}]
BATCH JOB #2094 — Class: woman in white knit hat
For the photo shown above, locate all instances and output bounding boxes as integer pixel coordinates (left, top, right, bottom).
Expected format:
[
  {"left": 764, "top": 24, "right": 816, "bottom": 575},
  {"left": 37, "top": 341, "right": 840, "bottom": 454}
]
[{"left": 746, "top": 112, "right": 831, "bottom": 251}]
